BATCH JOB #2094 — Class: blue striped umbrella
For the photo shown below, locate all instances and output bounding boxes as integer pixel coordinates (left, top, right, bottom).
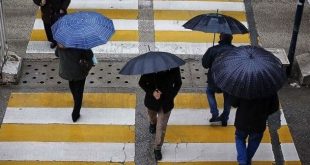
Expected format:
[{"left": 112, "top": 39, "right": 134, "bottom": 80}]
[
  {"left": 51, "top": 11, "right": 115, "bottom": 49},
  {"left": 212, "top": 46, "right": 286, "bottom": 99}
]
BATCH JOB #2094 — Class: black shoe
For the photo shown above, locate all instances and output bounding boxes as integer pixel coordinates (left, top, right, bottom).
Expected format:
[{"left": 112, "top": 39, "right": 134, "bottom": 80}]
[
  {"left": 154, "top": 149, "right": 162, "bottom": 161},
  {"left": 219, "top": 115, "right": 228, "bottom": 127},
  {"left": 209, "top": 116, "right": 221, "bottom": 123},
  {"left": 72, "top": 113, "right": 80, "bottom": 122},
  {"left": 149, "top": 124, "right": 156, "bottom": 134},
  {"left": 50, "top": 42, "right": 57, "bottom": 49}
]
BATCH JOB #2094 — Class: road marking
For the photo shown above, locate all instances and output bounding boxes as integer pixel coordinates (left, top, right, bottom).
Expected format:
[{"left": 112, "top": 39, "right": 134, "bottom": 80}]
[
  {"left": 0, "top": 162, "right": 135, "bottom": 165},
  {"left": 168, "top": 109, "right": 287, "bottom": 125},
  {"left": 0, "top": 124, "right": 135, "bottom": 142},
  {"left": 0, "top": 142, "right": 134, "bottom": 162},
  {"left": 67, "top": 0, "right": 138, "bottom": 9},
  {"left": 157, "top": 143, "right": 299, "bottom": 162},
  {"left": 4, "top": 108, "right": 135, "bottom": 125},
  {"left": 33, "top": 19, "right": 138, "bottom": 30},
  {"left": 154, "top": 20, "right": 248, "bottom": 31},
  {"left": 8, "top": 93, "right": 136, "bottom": 108},
  {"left": 26, "top": 41, "right": 140, "bottom": 54},
  {"left": 164, "top": 125, "right": 292, "bottom": 143},
  {"left": 155, "top": 31, "right": 250, "bottom": 43},
  {"left": 33, "top": 19, "right": 248, "bottom": 31},
  {"left": 158, "top": 162, "right": 301, "bottom": 165},
  {"left": 153, "top": 1, "right": 245, "bottom": 11},
  {"left": 36, "top": 9, "right": 139, "bottom": 19},
  {"left": 30, "top": 30, "right": 139, "bottom": 41},
  {"left": 154, "top": 10, "right": 246, "bottom": 21}
]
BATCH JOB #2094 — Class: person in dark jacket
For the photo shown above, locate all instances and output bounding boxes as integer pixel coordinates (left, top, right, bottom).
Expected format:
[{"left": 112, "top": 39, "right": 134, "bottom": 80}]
[
  {"left": 231, "top": 94, "right": 279, "bottom": 165},
  {"left": 202, "top": 33, "right": 235, "bottom": 126},
  {"left": 33, "top": 0, "right": 71, "bottom": 48},
  {"left": 55, "top": 44, "right": 93, "bottom": 122},
  {"left": 139, "top": 67, "right": 182, "bottom": 161}
]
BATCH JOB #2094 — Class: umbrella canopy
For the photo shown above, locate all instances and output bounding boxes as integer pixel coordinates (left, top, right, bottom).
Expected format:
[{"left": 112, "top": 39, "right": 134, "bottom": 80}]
[
  {"left": 119, "top": 51, "right": 186, "bottom": 75},
  {"left": 212, "top": 45, "right": 286, "bottom": 99},
  {"left": 183, "top": 13, "right": 248, "bottom": 34},
  {"left": 51, "top": 11, "right": 115, "bottom": 49}
]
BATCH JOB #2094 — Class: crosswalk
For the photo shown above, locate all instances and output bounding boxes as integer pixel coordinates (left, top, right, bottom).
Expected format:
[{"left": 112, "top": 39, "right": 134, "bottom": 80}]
[
  {"left": 26, "top": 0, "right": 250, "bottom": 57},
  {"left": 0, "top": 92, "right": 136, "bottom": 164},
  {"left": 0, "top": 92, "right": 302, "bottom": 164}
]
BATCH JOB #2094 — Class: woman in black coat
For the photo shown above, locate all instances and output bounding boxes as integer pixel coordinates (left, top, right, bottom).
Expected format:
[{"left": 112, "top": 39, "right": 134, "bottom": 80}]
[
  {"left": 33, "top": 0, "right": 71, "bottom": 48},
  {"left": 138, "top": 67, "right": 182, "bottom": 161},
  {"left": 55, "top": 45, "right": 93, "bottom": 122}
]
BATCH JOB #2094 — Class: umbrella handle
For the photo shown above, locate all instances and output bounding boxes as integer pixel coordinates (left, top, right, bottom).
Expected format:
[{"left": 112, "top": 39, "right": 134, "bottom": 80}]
[{"left": 212, "top": 33, "right": 215, "bottom": 46}]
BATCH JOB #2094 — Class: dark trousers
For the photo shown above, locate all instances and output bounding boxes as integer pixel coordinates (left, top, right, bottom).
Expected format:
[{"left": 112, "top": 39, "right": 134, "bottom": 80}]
[
  {"left": 43, "top": 22, "right": 56, "bottom": 44},
  {"left": 69, "top": 79, "right": 86, "bottom": 115}
]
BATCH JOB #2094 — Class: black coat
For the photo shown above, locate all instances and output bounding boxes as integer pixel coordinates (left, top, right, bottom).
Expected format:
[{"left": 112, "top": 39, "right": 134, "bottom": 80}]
[
  {"left": 231, "top": 94, "right": 279, "bottom": 133},
  {"left": 56, "top": 47, "right": 93, "bottom": 81},
  {"left": 202, "top": 41, "right": 235, "bottom": 91},
  {"left": 33, "top": 0, "right": 71, "bottom": 24},
  {"left": 139, "top": 67, "right": 182, "bottom": 113}
]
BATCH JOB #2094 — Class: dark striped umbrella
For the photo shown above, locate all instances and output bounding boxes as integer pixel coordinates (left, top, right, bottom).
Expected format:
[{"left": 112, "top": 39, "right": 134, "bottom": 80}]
[
  {"left": 52, "top": 11, "right": 115, "bottom": 49},
  {"left": 183, "top": 13, "right": 248, "bottom": 34},
  {"left": 212, "top": 45, "right": 286, "bottom": 99},
  {"left": 119, "top": 51, "right": 185, "bottom": 75}
]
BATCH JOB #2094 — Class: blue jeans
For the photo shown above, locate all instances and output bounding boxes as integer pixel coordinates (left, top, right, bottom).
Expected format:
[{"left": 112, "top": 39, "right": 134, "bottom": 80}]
[
  {"left": 206, "top": 86, "right": 231, "bottom": 121},
  {"left": 235, "top": 129, "right": 264, "bottom": 165}
]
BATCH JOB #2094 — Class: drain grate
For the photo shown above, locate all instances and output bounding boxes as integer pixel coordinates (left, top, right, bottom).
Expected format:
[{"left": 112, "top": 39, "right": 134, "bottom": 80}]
[{"left": 19, "top": 60, "right": 208, "bottom": 88}]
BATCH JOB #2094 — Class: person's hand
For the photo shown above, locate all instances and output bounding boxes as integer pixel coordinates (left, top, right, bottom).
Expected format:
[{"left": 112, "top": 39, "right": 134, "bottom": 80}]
[
  {"left": 40, "top": 0, "right": 46, "bottom": 6},
  {"left": 60, "top": 9, "right": 64, "bottom": 14},
  {"left": 153, "top": 89, "right": 162, "bottom": 100}
]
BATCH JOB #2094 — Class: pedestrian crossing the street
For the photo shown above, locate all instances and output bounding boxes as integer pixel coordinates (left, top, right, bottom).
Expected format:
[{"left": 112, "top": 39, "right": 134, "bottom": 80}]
[
  {"left": 156, "top": 93, "right": 301, "bottom": 165},
  {"left": 0, "top": 92, "right": 136, "bottom": 165},
  {"left": 153, "top": 0, "right": 250, "bottom": 55},
  {"left": 27, "top": 0, "right": 250, "bottom": 57}
]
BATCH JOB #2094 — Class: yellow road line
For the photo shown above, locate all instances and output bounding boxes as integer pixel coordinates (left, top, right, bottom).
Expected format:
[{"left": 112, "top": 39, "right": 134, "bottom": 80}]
[
  {"left": 0, "top": 124, "right": 134, "bottom": 142},
  {"left": 36, "top": 9, "right": 138, "bottom": 19},
  {"left": 158, "top": 162, "right": 301, "bottom": 165},
  {"left": 30, "top": 30, "right": 139, "bottom": 41},
  {"left": 174, "top": 93, "right": 223, "bottom": 109},
  {"left": 8, "top": 93, "right": 136, "bottom": 108},
  {"left": 0, "top": 161, "right": 135, "bottom": 165},
  {"left": 154, "top": 10, "right": 246, "bottom": 21},
  {"left": 155, "top": 31, "right": 250, "bottom": 43},
  {"left": 164, "top": 125, "right": 293, "bottom": 143}
]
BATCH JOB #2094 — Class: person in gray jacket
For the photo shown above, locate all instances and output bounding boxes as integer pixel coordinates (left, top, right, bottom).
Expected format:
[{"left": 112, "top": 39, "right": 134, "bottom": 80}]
[{"left": 55, "top": 44, "right": 93, "bottom": 122}]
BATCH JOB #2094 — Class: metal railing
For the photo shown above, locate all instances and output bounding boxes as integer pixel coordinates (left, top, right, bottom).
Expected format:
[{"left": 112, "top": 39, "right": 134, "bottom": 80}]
[{"left": 0, "top": 0, "right": 8, "bottom": 78}]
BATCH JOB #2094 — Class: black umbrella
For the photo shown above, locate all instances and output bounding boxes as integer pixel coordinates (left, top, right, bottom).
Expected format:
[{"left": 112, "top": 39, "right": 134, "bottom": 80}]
[
  {"left": 183, "top": 12, "right": 248, "bottom": 45},
  {"left": 212, "top": 45, "right": 286, "bottom": 99},
  {"left": 119, "top": 51, "right": 185, "bottom": 75}
]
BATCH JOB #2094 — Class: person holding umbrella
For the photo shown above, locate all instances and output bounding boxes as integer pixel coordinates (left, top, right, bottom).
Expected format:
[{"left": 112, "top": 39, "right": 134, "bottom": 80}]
[
  {"left": 211, "top": 45, "right": 286, "bottom": 165},
  {"left": 202, "top": 33, "right": 235, "bottom": 126},
  {"left": 33, "top": 0, "right": 70, "bottom": 49},
  {"left": 119, "top": 51, "right": 185, "bottom": 161},
  {"left": 55, "top": 44, "right": 93, "bottom": 122},
  {"left": 52, "top": 11, "right": 115, "bottom": 122},
  {"left": 232, "top": 93, "right": 279, "bottom": 165}
]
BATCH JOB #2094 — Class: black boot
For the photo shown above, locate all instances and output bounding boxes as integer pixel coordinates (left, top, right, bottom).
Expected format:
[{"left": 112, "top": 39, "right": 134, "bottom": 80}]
[
  {"left": 71, "top": 112, "right": 80, "bottom": 122},
  {"left": 154, "top": 149, "right": 162, "bottom": 161}
]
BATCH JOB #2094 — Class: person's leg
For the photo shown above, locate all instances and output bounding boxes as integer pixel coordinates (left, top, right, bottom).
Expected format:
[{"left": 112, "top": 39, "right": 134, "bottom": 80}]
[
  {"left": 43, "top": 22, "right": 56, "bottom": 48},
  {"left": 206, "top": 86, "right": 219, "bottom": 121},
  {"left": 69, "top": 79, "right": 86, "bottom": 122},
  {"left": 147, "top": 109, "right": 157, "bottom": 134},
  {"left": 235, "top": 129, "right": 248, "bottom": 165},
  {"left": 246, "top": 131, "right": 264, "bottom": 165},
  {"left": 154, "top": 109, "right": 171, "bottom": 160},
  {"left": 220, "top": 92, "right": 232, "bottom": 126}
]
